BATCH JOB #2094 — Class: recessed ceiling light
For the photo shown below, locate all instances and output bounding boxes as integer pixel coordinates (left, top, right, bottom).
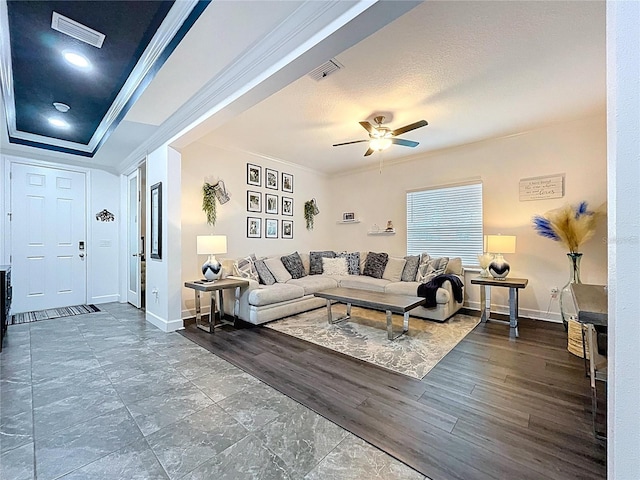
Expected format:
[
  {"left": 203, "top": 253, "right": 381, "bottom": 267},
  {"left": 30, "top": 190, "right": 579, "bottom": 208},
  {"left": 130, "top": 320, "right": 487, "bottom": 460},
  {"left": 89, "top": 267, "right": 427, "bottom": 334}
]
[
  {"left": 62, "top": 50, "right": 90, "bottom": 68},
  {"left": 48, "top": 117, "right": 70, "bottom": 128},
  {"left": 53, "top": 102, "right": 70, "bottom": 113}
]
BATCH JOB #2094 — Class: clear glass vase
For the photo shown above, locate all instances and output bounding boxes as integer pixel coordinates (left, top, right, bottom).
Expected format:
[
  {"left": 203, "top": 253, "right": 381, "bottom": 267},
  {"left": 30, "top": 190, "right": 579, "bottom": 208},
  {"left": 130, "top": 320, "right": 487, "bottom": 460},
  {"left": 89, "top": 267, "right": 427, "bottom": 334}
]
[{"left": 559, "top": 252, "right": 582, "bottom": 330}]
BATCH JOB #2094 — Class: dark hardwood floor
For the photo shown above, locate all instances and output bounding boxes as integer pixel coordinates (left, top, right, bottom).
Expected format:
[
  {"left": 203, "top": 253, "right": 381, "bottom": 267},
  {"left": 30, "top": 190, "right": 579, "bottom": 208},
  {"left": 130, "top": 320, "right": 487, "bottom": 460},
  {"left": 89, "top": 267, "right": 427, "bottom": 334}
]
[{"left": 180, "top": 313, "right": 606, "bottom": 480}]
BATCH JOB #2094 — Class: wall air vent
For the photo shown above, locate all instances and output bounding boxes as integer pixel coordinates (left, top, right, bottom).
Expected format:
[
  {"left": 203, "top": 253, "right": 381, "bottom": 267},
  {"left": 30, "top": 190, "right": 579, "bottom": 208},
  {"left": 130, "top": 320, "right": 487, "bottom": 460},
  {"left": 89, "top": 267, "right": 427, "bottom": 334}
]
[
  {"left": 51, "top": 12, "right": 105, "bottom": 48},
  {"left": 308, "top": 59, "right": 343, "bottom": 81}
]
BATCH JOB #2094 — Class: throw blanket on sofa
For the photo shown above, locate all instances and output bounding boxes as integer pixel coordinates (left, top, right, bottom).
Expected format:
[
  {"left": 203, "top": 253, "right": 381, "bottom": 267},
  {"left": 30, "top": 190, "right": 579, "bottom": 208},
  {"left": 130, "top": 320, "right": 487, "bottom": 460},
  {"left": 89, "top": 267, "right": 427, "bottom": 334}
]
[{"left": 417, "top": 274, "right": 464, "bottom": 308}]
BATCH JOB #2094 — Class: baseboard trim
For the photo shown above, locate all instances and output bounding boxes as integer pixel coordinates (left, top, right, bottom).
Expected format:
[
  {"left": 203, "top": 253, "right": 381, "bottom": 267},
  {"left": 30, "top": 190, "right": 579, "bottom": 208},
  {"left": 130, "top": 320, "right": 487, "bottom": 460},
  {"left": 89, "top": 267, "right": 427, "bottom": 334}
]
[
  {"left": 90, "top": 294, "right": 120, "bottom": 304},
  {"left": 463, "top": 302, "right": 562, "bottom": 323},
  {"left": 145, "top": 311, "right": 184, "bottom": 332}
]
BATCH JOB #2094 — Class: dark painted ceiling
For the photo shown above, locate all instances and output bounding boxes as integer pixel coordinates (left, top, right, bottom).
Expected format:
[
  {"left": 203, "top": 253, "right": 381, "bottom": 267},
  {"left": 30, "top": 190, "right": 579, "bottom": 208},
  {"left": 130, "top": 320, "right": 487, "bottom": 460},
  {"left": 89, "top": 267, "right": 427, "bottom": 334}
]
[{"left": 1, "top": 0, "right": 208, "bottom": 156}]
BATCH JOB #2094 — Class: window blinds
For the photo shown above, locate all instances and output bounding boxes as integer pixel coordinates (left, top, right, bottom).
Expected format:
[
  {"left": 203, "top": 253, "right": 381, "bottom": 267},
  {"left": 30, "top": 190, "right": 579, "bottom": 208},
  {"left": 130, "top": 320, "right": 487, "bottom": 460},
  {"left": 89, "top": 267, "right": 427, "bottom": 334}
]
[{"left": 406, "top": 182, "right": 483, "bottom": 266}]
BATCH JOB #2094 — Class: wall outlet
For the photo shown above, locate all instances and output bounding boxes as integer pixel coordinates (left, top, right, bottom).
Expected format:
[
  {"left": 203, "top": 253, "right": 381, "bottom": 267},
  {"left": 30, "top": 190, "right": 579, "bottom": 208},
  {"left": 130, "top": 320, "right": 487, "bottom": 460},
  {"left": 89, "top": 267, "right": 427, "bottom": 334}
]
[{"left": 550, "top": 287, "right": 559, "bottom": 298}]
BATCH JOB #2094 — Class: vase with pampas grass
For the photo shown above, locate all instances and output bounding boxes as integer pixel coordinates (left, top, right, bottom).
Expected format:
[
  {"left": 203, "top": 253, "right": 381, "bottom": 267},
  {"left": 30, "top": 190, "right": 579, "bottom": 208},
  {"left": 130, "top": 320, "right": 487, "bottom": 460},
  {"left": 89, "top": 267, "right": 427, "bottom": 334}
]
[{"left": 533, "top": 201, "right": 606, "bottom": 334}]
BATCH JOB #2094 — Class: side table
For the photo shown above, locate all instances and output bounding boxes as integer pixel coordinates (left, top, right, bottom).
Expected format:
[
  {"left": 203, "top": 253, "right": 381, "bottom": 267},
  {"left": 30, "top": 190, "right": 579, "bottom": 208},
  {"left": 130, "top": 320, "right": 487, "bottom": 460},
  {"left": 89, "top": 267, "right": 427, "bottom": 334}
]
[
  {"left": 184, "top": 278, "right": 248, "bottom": 333},
  {"left": 470, "top": 276, "right": 528, "bottom": 337}
]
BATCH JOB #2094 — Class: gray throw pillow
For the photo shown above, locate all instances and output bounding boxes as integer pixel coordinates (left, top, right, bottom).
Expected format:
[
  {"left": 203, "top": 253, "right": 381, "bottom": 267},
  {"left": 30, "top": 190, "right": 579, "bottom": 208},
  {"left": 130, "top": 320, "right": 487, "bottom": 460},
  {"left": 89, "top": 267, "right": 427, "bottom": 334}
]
[
  {"left": 281, "top": 252, "right": 306, "bottom": 279},
  {"left": 337, "top": 252, "right": 360, "bottom": 275},
  {"left": 309, "top": 251, "right": 336, "bottom": 275},
  {"left": 401, "top": 255, "right": 420, "bottom": 282},
  {"left": 362, "top": 252, "right": 389, "bottom": 279},
  {"left": 254, "top": 259, "right": 276, "bottom": 285}
]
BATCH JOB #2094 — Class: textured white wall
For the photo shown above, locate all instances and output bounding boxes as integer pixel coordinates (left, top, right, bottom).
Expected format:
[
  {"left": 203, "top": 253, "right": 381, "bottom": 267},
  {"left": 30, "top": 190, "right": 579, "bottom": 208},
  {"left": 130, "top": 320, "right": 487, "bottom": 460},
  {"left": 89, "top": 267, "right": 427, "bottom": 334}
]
[
  {"left": 607, "top": 1, "right": 640, "bottom": 476},
  {"left": 179, "top": 142, "right": 333, "bottom": 317},
  {"left": 326, "top": 114, "right": 607, "bottom": 321}
]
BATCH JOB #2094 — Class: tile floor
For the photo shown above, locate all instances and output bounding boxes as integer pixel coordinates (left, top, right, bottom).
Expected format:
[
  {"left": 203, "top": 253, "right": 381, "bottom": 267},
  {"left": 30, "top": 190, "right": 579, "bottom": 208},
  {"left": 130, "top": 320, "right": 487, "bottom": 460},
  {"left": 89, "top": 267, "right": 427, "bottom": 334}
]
[{"left": 0, "top": 302, "right": 427, "bottom": 480}]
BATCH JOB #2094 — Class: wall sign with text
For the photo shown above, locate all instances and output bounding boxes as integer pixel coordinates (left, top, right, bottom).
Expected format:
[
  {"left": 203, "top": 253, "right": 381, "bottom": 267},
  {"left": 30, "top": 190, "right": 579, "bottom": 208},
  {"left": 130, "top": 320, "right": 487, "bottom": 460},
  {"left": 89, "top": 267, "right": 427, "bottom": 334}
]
[{"left": 519, "top": 174, "right": 565, "bottom": 201}]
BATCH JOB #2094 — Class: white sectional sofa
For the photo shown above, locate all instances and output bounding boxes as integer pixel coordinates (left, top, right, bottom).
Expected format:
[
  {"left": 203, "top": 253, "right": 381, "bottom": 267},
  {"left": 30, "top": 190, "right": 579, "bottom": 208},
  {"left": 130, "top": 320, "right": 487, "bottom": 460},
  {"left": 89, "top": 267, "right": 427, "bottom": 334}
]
[{"left": 221, "top": 251, "right": 464, "bottom": 325}]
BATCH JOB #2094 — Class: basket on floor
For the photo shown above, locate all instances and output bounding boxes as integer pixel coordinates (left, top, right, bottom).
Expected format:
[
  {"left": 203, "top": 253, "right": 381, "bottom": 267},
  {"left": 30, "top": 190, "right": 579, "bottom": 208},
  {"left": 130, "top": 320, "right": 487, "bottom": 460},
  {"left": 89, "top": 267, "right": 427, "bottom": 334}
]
[{"left": 568, "top": 318, "right": 590, "bottom": 359}]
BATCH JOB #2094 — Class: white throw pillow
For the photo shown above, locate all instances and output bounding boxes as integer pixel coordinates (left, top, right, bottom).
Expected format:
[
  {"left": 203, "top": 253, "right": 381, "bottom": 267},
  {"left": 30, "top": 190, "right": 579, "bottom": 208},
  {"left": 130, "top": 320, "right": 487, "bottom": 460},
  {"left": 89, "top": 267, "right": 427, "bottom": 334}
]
[
  {"left": 322, "top": 257, "right": 349, "bottom": 276},
  {"left": 382, "top": 257, "right": 407, "bottom": 282},
  {"left": 264, "top": 257, "right": 292, "bottom": 283}
]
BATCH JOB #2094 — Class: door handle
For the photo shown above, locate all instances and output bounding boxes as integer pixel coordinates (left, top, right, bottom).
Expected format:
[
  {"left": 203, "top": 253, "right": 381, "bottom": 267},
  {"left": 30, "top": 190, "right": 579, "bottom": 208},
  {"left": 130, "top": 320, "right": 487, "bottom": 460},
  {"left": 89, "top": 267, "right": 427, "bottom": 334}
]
[
  {"left": 79, "top": 253, "right": 85, "bottom": 258},
  {"left": 132, "top": 253, "right": 139, "bottom": 257}
]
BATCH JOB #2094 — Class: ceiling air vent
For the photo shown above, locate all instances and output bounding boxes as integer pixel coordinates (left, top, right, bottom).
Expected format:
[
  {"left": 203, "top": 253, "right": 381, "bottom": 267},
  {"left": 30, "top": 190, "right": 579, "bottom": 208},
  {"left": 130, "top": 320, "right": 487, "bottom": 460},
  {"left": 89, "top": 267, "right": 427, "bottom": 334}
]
[
  {"left": 51, "top": 12, "right": 105, "bottom": 48},
  {"left": 308, "top": 59, "right": 343, "bottom": 81}
]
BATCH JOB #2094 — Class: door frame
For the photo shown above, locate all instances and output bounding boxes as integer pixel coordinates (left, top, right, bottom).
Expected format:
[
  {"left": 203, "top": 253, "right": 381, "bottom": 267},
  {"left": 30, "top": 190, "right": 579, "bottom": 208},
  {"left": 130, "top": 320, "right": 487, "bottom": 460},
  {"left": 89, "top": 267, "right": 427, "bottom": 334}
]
[{"left": 2, "top": 155, "right": 91, "bottom": 308}]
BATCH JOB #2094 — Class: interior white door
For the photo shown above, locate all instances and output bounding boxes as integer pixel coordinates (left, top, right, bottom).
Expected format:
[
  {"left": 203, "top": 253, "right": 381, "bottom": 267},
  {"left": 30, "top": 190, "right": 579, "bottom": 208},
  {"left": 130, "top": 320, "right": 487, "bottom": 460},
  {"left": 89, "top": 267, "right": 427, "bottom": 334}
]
[
  {"left": 127, "top": 170, "right": 141, "bottom": 308},
  {"left": 11, "top": 163, "right": 87, "bottom": 313}
]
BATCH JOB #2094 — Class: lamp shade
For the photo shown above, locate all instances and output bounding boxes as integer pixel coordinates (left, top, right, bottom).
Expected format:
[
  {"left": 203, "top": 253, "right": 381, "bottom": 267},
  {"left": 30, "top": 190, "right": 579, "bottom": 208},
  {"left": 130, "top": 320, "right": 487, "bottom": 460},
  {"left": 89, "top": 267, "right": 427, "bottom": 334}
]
[
  {"left": 486, "top": 235, "right": 516, "bottom": 254},
  {"left": 197, "top": 235, "right": 227, "bottom": 255}
]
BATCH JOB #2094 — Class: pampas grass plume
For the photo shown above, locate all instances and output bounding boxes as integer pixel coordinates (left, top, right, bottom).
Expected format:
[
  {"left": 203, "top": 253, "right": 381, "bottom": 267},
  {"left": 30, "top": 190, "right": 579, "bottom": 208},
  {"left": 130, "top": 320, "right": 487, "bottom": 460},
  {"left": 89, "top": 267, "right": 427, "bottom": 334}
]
[{"left": 532, "top": 202, "right": 606, "bottom": 253}]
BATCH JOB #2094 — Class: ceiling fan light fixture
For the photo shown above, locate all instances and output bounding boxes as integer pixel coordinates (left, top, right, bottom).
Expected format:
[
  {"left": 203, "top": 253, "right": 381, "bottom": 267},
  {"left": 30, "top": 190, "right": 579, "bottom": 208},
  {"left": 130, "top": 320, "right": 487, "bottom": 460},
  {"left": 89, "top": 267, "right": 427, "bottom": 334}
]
[
  {"left": 370, "top": 137, "right": 392, "bottom": 151},
  {"left": 62, "top": 50, "right": 91, "bottom": 69},
  {"left": 48, "top": 117, "right": 70, "bottom": 128}
]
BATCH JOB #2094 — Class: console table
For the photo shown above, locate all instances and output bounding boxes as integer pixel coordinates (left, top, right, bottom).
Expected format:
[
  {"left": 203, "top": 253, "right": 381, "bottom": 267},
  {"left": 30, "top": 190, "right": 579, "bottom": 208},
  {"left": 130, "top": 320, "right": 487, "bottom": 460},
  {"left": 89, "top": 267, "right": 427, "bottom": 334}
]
[
  {"left": 471, "top": 276, "right": 528, "bottom": 338},
  {"left": 184, "top": 278, "right": 248, "bottom": 333}
]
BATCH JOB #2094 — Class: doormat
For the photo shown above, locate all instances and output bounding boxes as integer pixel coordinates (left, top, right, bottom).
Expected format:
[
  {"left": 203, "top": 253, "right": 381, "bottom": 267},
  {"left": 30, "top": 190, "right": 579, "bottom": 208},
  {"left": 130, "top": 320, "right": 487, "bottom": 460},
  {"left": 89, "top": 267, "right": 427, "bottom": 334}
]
[{"left": 10, "top": 304, "right": 101, "bottom": 325}]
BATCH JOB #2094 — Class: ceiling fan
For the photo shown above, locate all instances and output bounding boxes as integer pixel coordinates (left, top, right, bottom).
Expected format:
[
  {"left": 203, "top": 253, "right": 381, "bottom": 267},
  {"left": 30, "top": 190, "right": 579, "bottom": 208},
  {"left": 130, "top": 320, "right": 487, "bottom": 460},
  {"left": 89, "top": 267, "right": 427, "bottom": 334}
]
[{"left": 333, "top": 115, "right": 428, "bottom": 156}]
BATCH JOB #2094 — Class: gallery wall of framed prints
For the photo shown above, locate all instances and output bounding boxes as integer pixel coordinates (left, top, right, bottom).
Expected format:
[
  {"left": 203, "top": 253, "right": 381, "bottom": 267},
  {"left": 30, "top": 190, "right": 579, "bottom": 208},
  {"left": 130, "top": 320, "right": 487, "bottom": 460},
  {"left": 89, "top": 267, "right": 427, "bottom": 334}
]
[{"left": 245, "top": 163, "right": 294, "bottom": 239}]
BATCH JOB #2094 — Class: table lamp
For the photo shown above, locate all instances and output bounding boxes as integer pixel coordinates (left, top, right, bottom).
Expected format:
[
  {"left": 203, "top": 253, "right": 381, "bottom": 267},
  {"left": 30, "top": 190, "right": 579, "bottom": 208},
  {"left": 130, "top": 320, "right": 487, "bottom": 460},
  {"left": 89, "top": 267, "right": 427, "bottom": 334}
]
[
  {"left": 197, "top": 235, "right": 227, "bottom": 281},
  {"left": 486, "top": 234, "right": 516, "bottom": 279}
]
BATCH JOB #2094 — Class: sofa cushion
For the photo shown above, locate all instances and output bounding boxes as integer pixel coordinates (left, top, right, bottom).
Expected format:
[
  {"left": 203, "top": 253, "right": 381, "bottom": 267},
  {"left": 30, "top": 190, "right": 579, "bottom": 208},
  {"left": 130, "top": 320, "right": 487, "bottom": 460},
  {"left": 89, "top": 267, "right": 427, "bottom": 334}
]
[
  {"left": 287, "top": 276, "right": 338, "bottom": 295},
  {"left": 234, "top": 254, "right": 258, "bottom": 282},
  {"left": 281, "top": 252, "right": 306, "bottom": 279},
  {"left": 264, "top": 257, "right": 292, "bottom": 283},
  {"left": 299, "top": 253, "right": 311, "bottom": 276},
  {"left": 363, "top": 252, "right": 388, "bottom": 279},
  {"left": 309, "top": 251, "right": 336, "bottom": 275},
  {"left": 337, "top": 252, "right": 360, "bottom": 275},
  {"left": 359, "top": 251, "right": 368, "bottom": 274},
  {"left": 322, "top": 257, "right": 348, "bottom": 276},
  {"left": 254, "top": 259, "right": 276, "bottom": 285},
  {"left": 385, "top": 281, "right": 451, "bottom": 304},
  {"left": 247, "top": 283, "right": 305, "bottom": 307},
  {"left": 382, "top": 257, "right": 406, "bottom": 282},
  {"left": 339, "top": 275, "right": 390, "bottom": 293},
  {"left": 401, "top": 255, "right": 420, "bottom": 282}
]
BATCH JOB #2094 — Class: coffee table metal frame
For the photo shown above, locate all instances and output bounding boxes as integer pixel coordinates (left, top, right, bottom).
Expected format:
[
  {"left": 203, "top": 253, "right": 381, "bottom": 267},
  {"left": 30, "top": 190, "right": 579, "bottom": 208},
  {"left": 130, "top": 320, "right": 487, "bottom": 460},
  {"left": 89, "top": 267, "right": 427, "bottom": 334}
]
[{"left": 314, "top": 287, "right": 426, "bottom": 341}]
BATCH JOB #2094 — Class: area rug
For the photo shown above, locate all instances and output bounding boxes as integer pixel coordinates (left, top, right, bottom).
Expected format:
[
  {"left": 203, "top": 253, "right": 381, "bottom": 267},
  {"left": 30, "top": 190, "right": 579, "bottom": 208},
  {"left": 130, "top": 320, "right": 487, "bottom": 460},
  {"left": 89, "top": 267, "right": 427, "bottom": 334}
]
[
  {"left": 10, "top": 304, "right": 101, "bottom": 325},
  {"left": 265, "top": 305, "right": 480, "bottom": 379}
]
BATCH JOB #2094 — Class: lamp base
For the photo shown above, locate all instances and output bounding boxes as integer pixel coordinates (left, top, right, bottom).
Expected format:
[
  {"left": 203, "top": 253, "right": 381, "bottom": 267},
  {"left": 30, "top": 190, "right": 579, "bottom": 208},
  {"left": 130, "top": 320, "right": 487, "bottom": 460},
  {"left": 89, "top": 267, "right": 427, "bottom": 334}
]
[
  {"left": 202, "top": 255, "right": 222, "bottom": 281},
  {"left": 488, "top": 254, "right": 510, "bottom": 279}
]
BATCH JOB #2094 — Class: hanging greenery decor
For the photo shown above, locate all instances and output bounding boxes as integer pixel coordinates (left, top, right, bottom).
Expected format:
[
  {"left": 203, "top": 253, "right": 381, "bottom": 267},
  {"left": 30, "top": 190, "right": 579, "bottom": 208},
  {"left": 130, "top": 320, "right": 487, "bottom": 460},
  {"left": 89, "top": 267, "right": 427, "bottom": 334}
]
[
  {"left": 304, "top": 200, "right": 316, "bottom": 230},
  {"left": 202, "top": 182, "right": 217, "bottom": 226}
]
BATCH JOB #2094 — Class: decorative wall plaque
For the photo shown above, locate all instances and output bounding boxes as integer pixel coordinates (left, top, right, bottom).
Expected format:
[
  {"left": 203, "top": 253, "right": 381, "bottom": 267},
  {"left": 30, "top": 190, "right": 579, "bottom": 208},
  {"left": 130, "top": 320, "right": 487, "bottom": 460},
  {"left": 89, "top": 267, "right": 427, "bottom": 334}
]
[{"left": 519, "top": 174, "right": 565, "bottom": 201}]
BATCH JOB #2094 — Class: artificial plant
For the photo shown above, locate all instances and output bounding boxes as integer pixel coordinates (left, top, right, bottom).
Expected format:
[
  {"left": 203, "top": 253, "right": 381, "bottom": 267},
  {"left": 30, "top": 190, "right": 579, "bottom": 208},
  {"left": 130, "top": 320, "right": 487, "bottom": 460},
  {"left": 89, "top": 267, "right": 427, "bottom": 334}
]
[
  {"left": 202, "top": 182, "right": 217, "bottom": 226},
  {"left": 304, "top": 200, "right": 317, "bottom": 230}
]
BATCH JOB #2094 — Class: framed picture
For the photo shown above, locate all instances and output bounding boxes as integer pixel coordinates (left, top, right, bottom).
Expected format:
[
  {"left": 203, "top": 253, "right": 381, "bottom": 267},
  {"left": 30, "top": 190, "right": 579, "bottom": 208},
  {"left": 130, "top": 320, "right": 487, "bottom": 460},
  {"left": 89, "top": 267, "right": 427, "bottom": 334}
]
[
  {"left": 247, "top": 163, "right": 261, "bottom": 186},
  {"left": 265, "top": 218, "right": 278, "bottom": 239},
  {"left": 342, "top": 212, "right": 355, "bottom": 222},
  {"left": 282, "top": 196, "right": 293, "bottom": 216},
  {"left": 282, "top": 220, "right": 293, "bottom": 239},
  {"left": 265, "top": 168, "right": 278, "bottom": 190},
  {"left": 282, "top": 172, "right": 293, "bottom": 193},
  {"left": 150, "top": 182, "right": 162, "bottom": 259},
  {"left": 265, "top": 193, "right": 278, "bottom": 214},
  {"left": 247, "top": 190, "right": 262, "bottom": 212},
  {"left": 247, "top": 217, "right": 262, "bottom": 238}
]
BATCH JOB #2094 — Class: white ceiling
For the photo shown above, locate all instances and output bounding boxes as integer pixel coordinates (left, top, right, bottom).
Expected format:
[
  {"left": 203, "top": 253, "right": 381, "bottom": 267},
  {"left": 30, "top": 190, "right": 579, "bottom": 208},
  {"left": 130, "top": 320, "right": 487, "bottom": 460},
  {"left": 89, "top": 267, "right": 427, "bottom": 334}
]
[{"left": 194, "top": 0, "right": 606, "bottom": 175}]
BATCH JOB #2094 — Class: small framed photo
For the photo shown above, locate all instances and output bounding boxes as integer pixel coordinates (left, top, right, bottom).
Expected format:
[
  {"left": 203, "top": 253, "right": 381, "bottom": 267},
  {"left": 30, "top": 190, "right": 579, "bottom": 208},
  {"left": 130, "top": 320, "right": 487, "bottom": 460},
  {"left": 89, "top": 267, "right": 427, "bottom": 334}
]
[
  {"left": 282, "top": 172, "right": 293, "bottom": 193},
  {"left": 265, "top": 218, "right": 278, "bottom": 239},
  {"left": 342, "top": 212, "right": 355, "bottom": 222},
  {"left": 282, "top": 220, "right": 293, "bottom": 239},
  {"left": 247, "top": 163, "right": 261, "bottom": 186},
  {"left": 247, "top": 190, "right": 261, "bottom": 212},
  {"left": 265, "top": 193, "right": 278, "bottom": 214},
  {"left": 266, "top": 168, "right": 278, "bottom": 190},
  {"left": 282, "top": 196, "right": 293, "bottom": 216},
  {"left": 247, "top": 217, "right": 262, "bottom": 238}
]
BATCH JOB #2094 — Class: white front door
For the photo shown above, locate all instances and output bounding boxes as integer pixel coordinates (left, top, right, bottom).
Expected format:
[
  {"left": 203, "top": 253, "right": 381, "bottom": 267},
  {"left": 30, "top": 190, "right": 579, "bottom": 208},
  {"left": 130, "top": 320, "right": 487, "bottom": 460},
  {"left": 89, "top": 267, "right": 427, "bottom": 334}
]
[
  {"left": 127, "top": 170, "right": 141, "bottom": 308},
  {"left": 10, "top": 163, "right": 87, "bottom": 313}
]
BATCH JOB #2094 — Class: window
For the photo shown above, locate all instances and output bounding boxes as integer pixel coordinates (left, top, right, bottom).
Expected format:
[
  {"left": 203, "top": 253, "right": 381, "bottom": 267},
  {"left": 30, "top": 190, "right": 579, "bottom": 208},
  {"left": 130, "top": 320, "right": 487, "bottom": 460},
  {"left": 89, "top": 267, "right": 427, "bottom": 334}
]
[{"left": 406, "top": 181, "right": 483, "bottom": 266}]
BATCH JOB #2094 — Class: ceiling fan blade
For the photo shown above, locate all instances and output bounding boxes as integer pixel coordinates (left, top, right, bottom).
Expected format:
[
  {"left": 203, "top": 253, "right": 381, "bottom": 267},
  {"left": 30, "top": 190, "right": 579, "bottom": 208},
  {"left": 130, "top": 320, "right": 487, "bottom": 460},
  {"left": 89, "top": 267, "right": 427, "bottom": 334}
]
[
  {"left": 364, "top": 147, "right": 374, "bottom": 156},
  {"left": 391, "top": 120, "right": 428, "bottom": 137},
  {"left": 391, "top": 137, "right": 419, "bottom": 148},
  {"left": 333, "top": 139, "right": 369, "bottom": 147},
  {"left": 359, "top": 121, "right": 374, "bottom": 134}
]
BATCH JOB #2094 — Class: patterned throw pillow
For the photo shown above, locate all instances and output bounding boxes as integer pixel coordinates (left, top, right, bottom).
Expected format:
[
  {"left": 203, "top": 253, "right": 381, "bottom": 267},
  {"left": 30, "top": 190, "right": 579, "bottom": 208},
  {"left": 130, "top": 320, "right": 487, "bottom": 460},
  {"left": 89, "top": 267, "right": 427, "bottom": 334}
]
[
  {"left": 337, "top": 252, "right": 360, "bottom": 275},
  {"left": 322, "top": 257, "right": 348, "bottom": 276},
  {"left": 401, "top": 255, "right": 420, "bottom": 282},
  {"left": 281, "top": 252, "right": 306, "bottom": 279},
  {"left": 419, "top": 257, "right": 450, "bottom": 283},
  {"left": 415, "top": 253, "right": 431, "bottom": 282},
  {"left": 254, "top": 259, "right": 276, "bottom": 285},
  {"left": 234, "top": 254, "right": 258, "bottom": 282},
  {"left": 362, "top": 252, "right": 389, "bottom": 279},
  {"left": 309, "top": 251, "right": 336, "bottom": 275}
]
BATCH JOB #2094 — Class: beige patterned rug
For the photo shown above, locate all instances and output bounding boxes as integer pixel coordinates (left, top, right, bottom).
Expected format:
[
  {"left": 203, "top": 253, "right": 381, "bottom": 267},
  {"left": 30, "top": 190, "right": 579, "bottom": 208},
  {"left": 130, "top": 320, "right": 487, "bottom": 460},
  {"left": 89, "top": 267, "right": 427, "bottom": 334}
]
[{"left": 265, "top": 305, "right": 480, "bottom": 379}]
